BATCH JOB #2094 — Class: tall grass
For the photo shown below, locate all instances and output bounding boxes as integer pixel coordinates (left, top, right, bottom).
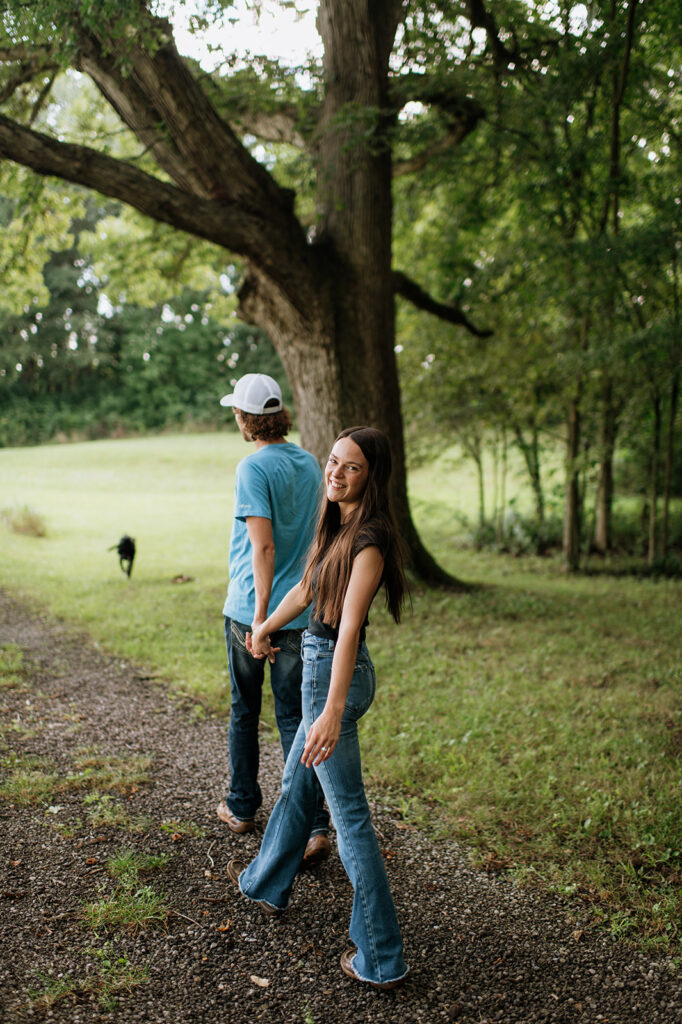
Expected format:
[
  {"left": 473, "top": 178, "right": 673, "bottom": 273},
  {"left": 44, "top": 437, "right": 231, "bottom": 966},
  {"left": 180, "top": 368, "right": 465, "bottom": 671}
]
[{"left": 1, "top": 433, "right": 680, "bottom": 951}]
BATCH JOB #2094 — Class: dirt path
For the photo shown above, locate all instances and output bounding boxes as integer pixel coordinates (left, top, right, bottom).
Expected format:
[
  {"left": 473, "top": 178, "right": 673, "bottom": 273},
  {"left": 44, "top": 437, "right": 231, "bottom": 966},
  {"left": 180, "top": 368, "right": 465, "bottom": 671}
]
[{"left": 0, "top": 588, "right": 679, "bottom": 1024}]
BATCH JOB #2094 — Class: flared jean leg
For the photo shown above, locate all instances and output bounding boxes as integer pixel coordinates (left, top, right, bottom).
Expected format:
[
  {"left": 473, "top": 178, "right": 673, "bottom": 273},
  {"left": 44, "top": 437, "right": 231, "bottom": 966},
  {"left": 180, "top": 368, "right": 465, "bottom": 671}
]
[
  {"left": 315, "top": 729, "right": 407, "bottom": 986},
  {"left": 239, "top": 720, "right": 317, "bottom": 910}
]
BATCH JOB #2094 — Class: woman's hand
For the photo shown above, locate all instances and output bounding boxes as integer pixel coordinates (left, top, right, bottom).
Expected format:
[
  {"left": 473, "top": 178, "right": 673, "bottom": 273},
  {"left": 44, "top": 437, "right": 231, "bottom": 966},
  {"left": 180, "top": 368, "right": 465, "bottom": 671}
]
[
  {"left": 247, "top": 624, "right": 280, "bottom": 663},
  {"left": 302, "top": 707, "right": 342, "bottom": 768}
]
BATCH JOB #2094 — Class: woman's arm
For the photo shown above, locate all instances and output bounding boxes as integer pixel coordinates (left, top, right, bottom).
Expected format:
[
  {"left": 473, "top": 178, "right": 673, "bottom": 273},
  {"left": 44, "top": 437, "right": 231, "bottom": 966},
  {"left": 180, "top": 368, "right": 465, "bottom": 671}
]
[
  {"left": 301, "top": 545, "right": 384, "bottom": 768},
  {"left": 248, "top": 580, "right": 308, "bottom": 661}
]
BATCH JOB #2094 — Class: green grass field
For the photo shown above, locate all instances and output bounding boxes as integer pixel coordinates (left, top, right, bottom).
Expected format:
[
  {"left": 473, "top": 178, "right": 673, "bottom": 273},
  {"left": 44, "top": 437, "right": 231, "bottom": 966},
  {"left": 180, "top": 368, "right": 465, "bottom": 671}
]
[{"left": 1, "top": 433, "right": 680, "bottom": 954}]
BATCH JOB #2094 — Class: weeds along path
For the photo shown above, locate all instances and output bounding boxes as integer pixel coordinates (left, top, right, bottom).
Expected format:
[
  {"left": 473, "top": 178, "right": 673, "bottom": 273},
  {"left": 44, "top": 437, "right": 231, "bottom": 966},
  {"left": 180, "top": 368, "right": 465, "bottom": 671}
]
[{"left": 0, "top": 587, "right": 679, "bottom": 1024}]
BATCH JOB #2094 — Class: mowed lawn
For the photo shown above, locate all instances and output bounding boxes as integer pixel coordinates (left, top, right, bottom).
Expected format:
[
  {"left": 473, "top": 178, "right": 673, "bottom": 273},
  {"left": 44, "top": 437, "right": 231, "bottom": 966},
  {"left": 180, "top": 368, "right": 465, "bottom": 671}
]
[{"left": 1, "top": 432, "right": 680, "bottom": 952}]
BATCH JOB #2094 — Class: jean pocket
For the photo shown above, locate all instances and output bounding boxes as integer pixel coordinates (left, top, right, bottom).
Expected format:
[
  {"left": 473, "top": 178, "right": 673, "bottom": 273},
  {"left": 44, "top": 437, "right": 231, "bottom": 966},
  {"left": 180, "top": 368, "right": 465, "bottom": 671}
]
[
  {"left": 230, "top": 619, "right": 249, "bottom": 653},
  {"left": 278, "top": 629, "right": 303, "bottom": 656},
  {"left": 344, "top": 658, "right": 376, "bottom": 717},
  {"left": 301, "top": 638, "right": 315, "bottom": 665}
]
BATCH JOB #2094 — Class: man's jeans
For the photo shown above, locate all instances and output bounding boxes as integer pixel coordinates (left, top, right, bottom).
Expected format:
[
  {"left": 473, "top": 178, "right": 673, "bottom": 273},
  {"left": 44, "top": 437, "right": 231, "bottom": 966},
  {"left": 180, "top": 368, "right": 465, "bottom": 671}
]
[
  {"left": 238, "top": 632, "right": 408, "bottom": 987},
  {"left": 224, "top": 617, "right": 328, "bottom": 833}
]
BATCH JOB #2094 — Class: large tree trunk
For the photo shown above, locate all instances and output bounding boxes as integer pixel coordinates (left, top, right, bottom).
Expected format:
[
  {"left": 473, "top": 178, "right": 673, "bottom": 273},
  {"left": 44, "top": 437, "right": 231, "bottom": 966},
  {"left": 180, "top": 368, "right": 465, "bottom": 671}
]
[{"left": 241, "top": 0, "right": 460, "bottom": 586}]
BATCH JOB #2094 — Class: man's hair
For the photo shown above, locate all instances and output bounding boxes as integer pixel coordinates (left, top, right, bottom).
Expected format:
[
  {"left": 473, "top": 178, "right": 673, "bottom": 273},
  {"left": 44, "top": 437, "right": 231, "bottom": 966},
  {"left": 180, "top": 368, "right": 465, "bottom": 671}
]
[{"left": 237, "top": 406, "right": 292, "bottom": 440}]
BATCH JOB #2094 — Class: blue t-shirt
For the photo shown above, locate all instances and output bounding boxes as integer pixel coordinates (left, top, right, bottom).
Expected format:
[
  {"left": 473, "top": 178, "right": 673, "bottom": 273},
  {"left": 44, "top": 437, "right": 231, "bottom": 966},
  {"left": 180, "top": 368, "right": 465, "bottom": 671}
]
[{"left": 223, "top": 442, "right": 322, "bottom": 628}]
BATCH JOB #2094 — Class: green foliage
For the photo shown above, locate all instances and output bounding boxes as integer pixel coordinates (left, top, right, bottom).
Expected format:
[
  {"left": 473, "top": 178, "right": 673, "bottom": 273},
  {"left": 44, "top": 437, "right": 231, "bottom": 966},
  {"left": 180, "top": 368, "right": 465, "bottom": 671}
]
[
  {"left": 0, "top": 166, "right": 78, "bottom": 315},
  {"left": 393, "top": 0, "right": 682, "bottom": 561},
  {"left": 1, "top": 0, "right": 679, "bottom": 568},
  {"left": 0, "top": 242, "right": 286, "bottom": 445}
]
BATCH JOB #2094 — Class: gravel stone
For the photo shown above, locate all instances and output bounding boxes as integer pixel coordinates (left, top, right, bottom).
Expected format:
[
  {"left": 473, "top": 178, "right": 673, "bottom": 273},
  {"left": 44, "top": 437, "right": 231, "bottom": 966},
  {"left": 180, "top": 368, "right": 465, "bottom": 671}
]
[{"left": 0, "top": 588, "right": 679, "bottom": 1023}]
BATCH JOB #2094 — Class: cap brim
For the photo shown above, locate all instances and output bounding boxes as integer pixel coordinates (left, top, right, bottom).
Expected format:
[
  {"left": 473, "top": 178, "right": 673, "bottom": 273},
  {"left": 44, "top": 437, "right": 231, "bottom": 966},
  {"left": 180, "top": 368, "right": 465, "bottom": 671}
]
[{"left": 220, "top": 395, "right": 235, "bottom": 407}]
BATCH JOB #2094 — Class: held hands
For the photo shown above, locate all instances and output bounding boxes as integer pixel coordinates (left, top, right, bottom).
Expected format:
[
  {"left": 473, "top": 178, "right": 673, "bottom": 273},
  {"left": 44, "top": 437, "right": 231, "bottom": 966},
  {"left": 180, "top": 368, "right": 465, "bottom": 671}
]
[
  {"left": 246, "top": 624, "right": 280, "bottom": 664},
  {"left": 301, "top": 707, "right": 342, "bottom": 768}
]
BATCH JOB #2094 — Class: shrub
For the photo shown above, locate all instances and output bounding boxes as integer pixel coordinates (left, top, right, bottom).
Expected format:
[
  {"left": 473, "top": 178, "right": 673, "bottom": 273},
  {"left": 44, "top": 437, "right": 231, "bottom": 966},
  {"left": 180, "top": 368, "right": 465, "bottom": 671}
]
[{"left": 1, "top": 503, "right": 48, "bottom": 538}]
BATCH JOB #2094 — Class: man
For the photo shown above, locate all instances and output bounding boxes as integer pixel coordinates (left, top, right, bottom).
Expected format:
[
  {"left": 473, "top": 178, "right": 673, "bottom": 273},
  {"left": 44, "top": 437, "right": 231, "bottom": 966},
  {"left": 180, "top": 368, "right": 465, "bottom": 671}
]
[{"left": 217, "top": 372, "right": 330, "bottom": 864}]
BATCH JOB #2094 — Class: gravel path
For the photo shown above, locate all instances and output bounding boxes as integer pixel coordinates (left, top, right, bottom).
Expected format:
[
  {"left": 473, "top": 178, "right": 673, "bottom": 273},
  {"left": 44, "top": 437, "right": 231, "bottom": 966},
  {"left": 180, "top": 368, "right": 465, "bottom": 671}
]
[{"left": 0, "top": 588, "right": 679, "bottom": 1024}]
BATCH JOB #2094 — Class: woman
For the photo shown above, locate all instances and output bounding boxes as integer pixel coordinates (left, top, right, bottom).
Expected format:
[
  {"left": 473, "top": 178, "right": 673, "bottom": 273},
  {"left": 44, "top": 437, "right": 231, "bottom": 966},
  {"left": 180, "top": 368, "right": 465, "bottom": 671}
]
[{"left": 227, "top": 426, "right": 409, "bottom": 990}]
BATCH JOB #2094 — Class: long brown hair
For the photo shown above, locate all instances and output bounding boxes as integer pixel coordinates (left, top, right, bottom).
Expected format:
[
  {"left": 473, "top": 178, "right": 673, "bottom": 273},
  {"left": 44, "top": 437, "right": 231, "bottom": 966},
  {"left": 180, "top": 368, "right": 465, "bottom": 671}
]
[{"left": 301, "top": 427, "right": 407, "bottom": 626}]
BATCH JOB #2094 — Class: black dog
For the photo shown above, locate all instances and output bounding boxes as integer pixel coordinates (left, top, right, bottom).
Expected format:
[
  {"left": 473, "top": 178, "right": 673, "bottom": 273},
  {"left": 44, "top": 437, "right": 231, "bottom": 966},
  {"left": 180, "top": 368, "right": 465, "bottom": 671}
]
[{"left": 108, "top": 535, "right": 136, "bottom": 577}]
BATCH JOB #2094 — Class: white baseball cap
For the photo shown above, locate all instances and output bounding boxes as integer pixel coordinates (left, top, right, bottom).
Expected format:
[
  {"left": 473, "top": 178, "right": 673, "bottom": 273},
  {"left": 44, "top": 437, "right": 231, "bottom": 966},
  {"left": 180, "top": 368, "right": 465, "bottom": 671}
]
[{"left": 220, "top": 373, "right": 283, "bottom": 414}]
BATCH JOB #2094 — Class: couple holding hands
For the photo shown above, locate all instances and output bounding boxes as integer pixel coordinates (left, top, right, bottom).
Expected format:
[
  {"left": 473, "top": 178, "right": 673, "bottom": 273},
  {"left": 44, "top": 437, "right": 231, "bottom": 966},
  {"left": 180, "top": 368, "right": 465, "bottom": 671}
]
[{"left": 216, "top": 373, "right": 408, "bottom": 990}]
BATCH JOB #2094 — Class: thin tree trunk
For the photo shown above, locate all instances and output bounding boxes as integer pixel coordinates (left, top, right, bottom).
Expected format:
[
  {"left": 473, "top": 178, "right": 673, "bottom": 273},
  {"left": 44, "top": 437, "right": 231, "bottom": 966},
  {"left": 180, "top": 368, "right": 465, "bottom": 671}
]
[
  {"left": 648, "top": 392, "right": 661, "bottom": 566},
  {"left": 661, "top": 375, "right": 678, "bottom": 555},
  {"left": 514, "top": 425, "right": 545, "bottom": 525},
  {"left": 594, "top": 378, "right": 619, "bottom": 554},
  {"left": 476, "top": 451, "right": 485, "bottom": 529},
  {"left": 496, "top": 429, "right": 508, "bottom": 545},
  {"left": 592, "top": 0, "right": 637, "bottom": 555},
  {"left": 563, "top": 396, "right": 582, "bottom": 571},
  {"left": 662, "top": 236, "right": 680, "bottom": 557}
]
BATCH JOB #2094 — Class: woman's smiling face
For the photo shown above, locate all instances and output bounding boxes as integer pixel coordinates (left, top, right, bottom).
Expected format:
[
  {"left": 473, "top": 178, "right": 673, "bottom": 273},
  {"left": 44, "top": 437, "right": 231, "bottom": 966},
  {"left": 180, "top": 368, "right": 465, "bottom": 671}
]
[{"left": 325, "top": 437, "right": 369, "bottom": 518}]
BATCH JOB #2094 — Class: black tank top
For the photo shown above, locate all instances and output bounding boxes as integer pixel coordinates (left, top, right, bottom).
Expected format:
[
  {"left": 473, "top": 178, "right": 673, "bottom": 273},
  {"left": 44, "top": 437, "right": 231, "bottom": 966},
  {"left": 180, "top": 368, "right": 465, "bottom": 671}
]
[{"left": 307, "top": 519, "right": 389, "bottom": 643}]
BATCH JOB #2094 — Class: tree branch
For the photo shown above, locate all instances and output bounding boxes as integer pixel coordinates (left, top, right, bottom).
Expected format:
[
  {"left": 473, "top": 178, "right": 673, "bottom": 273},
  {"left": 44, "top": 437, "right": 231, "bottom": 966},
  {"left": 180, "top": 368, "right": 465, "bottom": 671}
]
[
  {"left": 0, "top": 63, "right": 41, "bottom": 105},
  {"left": 0, "top": 44, "right": 54, "bottom": 62},
  {"left": 0, "top": 47, "right": 59, "bottom": 105},
  {"left": 68, "top": 11, "right": 296, "bottom": 221},
  {"left": 387, "top": 72, "right": 484, "bottom": 174},
  {"left": 0, "top": 112, "right": 313, "bottom": 315},
  {"left": 388, "top": 71, "right": 485, "bottom": 121},
  {"left": 73, "top": 29, "right": 218, "bottom": 199},
  {"left": 229, "top": 108, "right": 306, "bottom": 148},
  {"left": 393, "top": 125, "right": 477, "bottom": 177},
  {"left": 0, "top": 113, "right": 262, "bottom": 257},
  {"left": 392, "top": 270, "right": 492, "bottom": 337},
  {"left": 464, "top": 0, "right": 521, "bottom": 68},
  {"left": 28, "top": 72, "right": 57, "bottom": 126}
]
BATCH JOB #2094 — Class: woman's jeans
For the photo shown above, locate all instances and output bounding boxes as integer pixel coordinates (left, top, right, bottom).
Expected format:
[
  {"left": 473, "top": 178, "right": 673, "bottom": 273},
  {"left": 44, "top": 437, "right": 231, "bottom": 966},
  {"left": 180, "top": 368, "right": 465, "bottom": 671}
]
[
  {"left": 239, "top": 632, "right": 408, "bottom": 986},
  {"left": 224, "top": 618, "right": 328, "bottom": 833}
]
